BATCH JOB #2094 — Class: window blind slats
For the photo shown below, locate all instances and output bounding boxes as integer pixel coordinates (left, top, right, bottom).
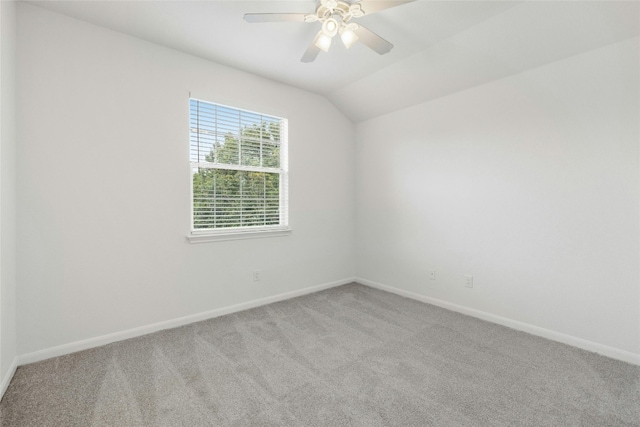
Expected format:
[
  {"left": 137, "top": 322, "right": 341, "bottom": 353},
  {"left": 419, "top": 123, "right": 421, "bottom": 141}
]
[
  {"left": 190, "top": 98, "right": 286, "bottom": 230},
  {"left": 189, "top": 99, "right": 281, "bottom": 167}
]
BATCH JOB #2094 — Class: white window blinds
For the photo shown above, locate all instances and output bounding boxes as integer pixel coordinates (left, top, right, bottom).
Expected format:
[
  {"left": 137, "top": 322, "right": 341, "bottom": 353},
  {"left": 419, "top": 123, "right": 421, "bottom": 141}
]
[{"left": 189, "top": 99, "right": 288, "bottom": 232}]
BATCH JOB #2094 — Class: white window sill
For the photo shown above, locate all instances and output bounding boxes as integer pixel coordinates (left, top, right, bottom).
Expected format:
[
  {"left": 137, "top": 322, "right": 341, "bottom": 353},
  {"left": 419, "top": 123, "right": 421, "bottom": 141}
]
[{"left": 187, "top": 227, "right": 292, "bottom": 243}]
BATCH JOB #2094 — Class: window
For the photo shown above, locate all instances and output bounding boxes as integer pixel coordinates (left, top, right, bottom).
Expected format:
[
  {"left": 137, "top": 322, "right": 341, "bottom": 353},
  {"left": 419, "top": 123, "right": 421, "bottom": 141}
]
[{"left": 189, "top": 98, "right": 289, "bottom": 241}]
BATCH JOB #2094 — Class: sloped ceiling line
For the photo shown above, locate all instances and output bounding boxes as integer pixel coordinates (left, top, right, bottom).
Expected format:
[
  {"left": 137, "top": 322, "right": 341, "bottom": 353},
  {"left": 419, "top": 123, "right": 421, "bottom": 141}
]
[{"left": 25, "top": 1, "right": 640, "bottom": 122}]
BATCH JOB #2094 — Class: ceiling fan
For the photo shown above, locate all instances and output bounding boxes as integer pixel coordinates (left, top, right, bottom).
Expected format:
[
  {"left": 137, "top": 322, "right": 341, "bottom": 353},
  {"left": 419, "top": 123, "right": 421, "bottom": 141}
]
[{"left": 244, "top": 0, "right": 415, "bottom": 62}]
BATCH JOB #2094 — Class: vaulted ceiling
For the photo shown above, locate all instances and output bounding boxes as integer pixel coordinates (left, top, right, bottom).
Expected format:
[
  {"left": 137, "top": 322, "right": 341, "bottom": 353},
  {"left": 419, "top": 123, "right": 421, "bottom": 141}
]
[{"left": 26, "top": 1, "right": 640, "bottom": 122}]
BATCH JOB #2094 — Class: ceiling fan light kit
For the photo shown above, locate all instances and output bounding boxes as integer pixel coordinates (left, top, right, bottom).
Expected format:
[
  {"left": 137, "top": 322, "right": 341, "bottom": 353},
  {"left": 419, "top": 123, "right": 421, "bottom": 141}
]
[
  {"left": 322, "top": 18, "right": 339, "bottom": 37},
  {"left": 244, "top": 0, "right": 414, "bottom": 62},
  {"left": 315, "top": 33, "right": 333, "bottom": 52},
  {"left": 339, "top": 24, "right": 359, "bottom": 49}
]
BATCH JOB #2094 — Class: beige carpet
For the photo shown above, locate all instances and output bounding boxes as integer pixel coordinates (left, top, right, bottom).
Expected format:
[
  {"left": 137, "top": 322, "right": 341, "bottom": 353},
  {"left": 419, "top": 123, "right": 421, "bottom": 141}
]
[{"left": 1, "top": 283, "right": 639, "bottom": 426}]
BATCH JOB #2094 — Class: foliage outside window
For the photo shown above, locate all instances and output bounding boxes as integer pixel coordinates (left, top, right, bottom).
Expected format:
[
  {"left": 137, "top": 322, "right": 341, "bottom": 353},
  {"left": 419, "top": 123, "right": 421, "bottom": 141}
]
[{"left": 190, "top": 99, "right": 288, "bottom": 234}]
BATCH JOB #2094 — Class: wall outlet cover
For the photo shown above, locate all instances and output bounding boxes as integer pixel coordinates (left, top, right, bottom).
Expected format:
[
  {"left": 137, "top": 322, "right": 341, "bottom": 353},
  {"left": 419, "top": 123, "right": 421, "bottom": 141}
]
[{"left": 465, "top": 275, "right": 473, "bottom": 288}]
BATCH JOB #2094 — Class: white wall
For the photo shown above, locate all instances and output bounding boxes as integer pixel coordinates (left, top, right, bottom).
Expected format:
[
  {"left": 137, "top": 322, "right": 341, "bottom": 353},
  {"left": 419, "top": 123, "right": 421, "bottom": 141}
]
[
  {"left": 16, "top": 3, "right": 355, "bottom": 356},
  {"left": 356, "top": 37, "right": 640, "bottom": 357},
  {"left": 13, "top": 2, "right": 639, "bottom": 364},
  {"left": 0, "top": 0, "right": 18, "bottom": 389}
]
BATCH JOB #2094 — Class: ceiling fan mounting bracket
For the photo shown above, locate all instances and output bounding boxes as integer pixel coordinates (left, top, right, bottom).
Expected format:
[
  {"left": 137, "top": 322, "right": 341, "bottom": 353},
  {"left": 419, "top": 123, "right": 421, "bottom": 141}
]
[{"left": 314, "top": 0, "right": 363, "bottom": 26}]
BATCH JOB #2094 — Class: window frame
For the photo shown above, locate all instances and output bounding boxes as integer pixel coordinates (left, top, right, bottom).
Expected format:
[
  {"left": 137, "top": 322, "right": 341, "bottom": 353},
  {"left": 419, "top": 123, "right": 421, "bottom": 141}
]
[{"left": 187, "top": 97, "right": 291, "bottom": 243}]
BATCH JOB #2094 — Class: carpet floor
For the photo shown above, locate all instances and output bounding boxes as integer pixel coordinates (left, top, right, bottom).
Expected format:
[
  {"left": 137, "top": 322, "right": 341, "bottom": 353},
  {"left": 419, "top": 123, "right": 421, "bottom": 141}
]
[{"left": 1, "top": 283, "right": 639, "bottom": 426}]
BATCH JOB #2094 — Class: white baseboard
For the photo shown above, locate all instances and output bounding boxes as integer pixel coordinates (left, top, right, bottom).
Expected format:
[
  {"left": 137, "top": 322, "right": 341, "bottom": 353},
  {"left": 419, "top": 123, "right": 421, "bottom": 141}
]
[
  {"left": 357, "top": 277, "right": 640, "bottom": 366},
  {"left": 18, "top": 277, "right": 356, "bottom": 366},
  {"left": 0, "top": 356, "right": 18, "bottom": 400},
  {"left": 17, "top": 276, "right": 638, "bottom": 368}
]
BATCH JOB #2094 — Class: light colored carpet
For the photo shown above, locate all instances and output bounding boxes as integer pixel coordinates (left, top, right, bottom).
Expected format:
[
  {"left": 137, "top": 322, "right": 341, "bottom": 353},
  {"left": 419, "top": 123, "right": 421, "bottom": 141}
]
[{"left": 1, "top": 283, "right": 639, "bottom": 426}]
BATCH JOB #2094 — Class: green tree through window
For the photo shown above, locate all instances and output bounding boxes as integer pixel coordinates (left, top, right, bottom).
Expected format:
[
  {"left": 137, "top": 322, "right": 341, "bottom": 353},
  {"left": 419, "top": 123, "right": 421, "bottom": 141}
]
[{"left": 190, "top": 99, "right": 288, "bottom": 231}]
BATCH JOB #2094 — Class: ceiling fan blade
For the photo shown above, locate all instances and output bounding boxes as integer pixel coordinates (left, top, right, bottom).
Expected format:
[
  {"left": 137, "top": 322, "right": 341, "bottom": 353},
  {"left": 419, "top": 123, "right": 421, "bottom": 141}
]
[
  {"left": 301, "top": 33, "right": 322, "bottom": 63},
  {"left": 244, "top": 13, "right": 309, "bottom": 23},
  {"left": 356, "top": 0, "right": 415, "bottom": 16},
  {"left": 354, "top": 25, "right": 393, "bottom": 55}
]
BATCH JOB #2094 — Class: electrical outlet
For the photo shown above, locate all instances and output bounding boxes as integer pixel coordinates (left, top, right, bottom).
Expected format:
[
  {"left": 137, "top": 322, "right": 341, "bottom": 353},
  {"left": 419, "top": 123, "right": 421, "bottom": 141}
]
[
  {"left": 428, "top": 270, "right": 436, "bottom": 280},
  {"left": 465, "top": 275, "right": 473, "bottom": 288},
  {"left": 253, "top": 270, "right": 261, "bottom": 282}
]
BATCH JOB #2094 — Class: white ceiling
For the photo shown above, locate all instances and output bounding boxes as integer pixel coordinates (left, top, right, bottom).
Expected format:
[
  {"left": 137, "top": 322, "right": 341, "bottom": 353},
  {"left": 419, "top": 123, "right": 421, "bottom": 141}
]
[{"left": 25, "top": 1, "right": 640, "bottom": 122}]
